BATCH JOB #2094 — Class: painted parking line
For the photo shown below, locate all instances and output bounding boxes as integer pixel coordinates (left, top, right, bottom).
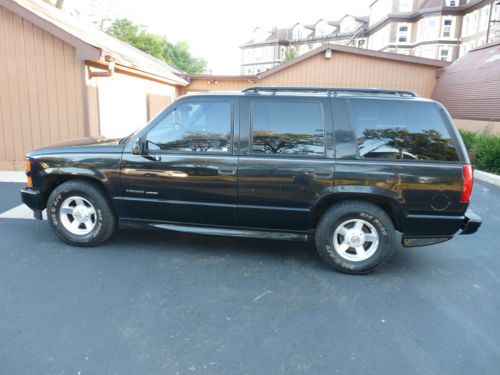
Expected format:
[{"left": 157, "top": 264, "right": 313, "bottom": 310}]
[{"left": 0, "top": 204, "right": 47, "bottom": 220}]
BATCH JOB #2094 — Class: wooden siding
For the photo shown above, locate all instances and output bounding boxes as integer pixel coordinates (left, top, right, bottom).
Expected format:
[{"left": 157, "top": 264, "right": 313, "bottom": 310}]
[
  {"left": 0, "top": 5, "right": 86, "bottom": 170},
  {"left": 432, "top": 42, "right": 500, "bottom": 122},
  {"left": 184, "top": 51, "right": 440, "bottom": 98},
  {"left": 454, "top": 119, "right": 500, "bottom": 135}
]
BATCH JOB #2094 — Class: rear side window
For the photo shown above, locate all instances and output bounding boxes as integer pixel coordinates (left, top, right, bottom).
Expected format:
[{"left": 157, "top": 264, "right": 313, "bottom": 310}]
[
  {"left": 349, "top": 99, "right": 459, "bottom": 161},
  {"left": 251, "top": 101, "right": 325, "bottom": 156}
]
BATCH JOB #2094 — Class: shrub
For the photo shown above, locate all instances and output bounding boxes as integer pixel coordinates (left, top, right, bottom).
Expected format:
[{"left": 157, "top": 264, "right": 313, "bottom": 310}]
[{"left": 459, "top": 130, "right": 500, "bottom": 174}]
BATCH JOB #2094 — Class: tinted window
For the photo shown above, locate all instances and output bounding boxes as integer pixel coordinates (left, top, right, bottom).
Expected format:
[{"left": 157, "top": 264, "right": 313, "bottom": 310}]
[
  {"left": 251, "top": 101, "right": 324, "bottom": 156},
  {"left": 349, "top": 99, "right": 459, "bottom": 161},
  {"left": 146, "top": 101, "right": 231, "bottom": 153}
]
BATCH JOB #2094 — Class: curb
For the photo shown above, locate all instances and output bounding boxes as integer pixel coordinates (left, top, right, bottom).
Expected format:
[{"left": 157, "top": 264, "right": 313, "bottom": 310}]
[
  {"left": 0, "top": 171, "right": 26, "bottom": 183},
  {"left": 475, "top": 170, "right": 500, "bottom": 187}
]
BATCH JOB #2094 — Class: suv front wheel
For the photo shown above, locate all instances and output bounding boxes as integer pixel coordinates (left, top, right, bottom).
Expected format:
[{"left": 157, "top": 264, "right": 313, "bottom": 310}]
[
  {"left": 47, "top": 180, "right": 116, "bottom": 246},
  {"left": 315, "top": 201, "right": 395, "bottom": 274}
]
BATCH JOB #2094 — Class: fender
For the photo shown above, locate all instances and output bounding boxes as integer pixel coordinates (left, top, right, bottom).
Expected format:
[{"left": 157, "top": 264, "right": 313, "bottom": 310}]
[
  {"left": 310, "top": 185, "right": 407, "bottom": 230},
  {"left": 42, "top": 167, "right": 108, "bottom": 183}
]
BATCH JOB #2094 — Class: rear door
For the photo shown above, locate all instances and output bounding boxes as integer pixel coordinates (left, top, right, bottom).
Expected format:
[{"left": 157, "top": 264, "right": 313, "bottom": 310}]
[
  {"left": 332, "top": 97, "right": 465, "bottom": 236},
  {"left": 236, "top": 96, "right": 334, "bottom": 231}
]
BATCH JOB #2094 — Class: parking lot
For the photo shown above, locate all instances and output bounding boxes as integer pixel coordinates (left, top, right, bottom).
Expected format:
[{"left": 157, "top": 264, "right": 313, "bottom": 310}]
[{"left": 0, "top": 181, "right": 499, "bottom": 374}]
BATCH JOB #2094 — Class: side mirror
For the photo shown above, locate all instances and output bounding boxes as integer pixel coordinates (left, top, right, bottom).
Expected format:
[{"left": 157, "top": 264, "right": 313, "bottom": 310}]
[{"left": 132, "top": 140, "right": 142, "bottom": 155}]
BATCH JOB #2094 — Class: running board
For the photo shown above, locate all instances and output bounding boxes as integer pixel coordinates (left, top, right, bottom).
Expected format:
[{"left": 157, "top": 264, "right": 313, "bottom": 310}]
[{"left": 151, "top": 223, "right": 308, "bottom": 242}]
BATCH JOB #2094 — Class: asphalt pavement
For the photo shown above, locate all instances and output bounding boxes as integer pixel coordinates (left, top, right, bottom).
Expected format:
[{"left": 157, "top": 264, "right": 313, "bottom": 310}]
[{"left": 0, "top": 181, "right": 499, "bottom": 374}]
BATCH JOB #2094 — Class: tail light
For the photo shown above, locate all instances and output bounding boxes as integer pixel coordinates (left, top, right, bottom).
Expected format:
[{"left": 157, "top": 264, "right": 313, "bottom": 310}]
[
  {"left": 25, "top": 158, "right": 32, "bottom": 188},
  {"left": 460, "top": 163, "right": 473, "bottom": 203}
]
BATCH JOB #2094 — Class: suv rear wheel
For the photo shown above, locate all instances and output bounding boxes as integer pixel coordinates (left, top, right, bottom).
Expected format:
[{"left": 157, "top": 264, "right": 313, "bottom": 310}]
[
  {"left": 47, "top": 180, "right": 116, "bottom": 246},
  {"left": 315, "top": 201, "right": 395, "bottom": 274}
]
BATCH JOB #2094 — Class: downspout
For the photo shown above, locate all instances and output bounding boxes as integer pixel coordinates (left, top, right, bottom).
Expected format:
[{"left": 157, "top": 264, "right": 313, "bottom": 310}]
[{"left": 87, "top": 55, "right": 116, "bottom": 79}]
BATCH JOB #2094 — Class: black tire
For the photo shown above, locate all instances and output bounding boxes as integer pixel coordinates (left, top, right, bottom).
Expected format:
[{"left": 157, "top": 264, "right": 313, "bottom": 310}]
[
  {"left": 315, "top": 200, "right": 395, "bottom": 275},
  {"left": 47, "top": 180, "right": 116, "bottom": 246}
]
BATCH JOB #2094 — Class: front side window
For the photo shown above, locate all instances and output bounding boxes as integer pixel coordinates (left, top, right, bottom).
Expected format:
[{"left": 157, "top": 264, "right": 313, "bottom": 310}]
[
  {"left": 349, "top": 99, "right": 459, "bottom": 162},
  {"left": 251, "top": 101, "right": 325, "bottom": 156},
  {"left": 145, "top": 101, "right": 231, "bottom": 153}
]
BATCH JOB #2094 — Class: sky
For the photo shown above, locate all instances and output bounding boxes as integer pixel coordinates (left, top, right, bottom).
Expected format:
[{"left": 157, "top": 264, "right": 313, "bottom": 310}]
[{"left": 63, "top": 0, "right": 371, "bottom": 74}]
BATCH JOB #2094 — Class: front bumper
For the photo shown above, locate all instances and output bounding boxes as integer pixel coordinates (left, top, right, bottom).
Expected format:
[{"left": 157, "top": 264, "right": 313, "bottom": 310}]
[
  {"left": 20, "top": 188, "right": 44, "bottom": 220},
  {"left": 460, "top": 209, "right": 482, "bottom": 235}
]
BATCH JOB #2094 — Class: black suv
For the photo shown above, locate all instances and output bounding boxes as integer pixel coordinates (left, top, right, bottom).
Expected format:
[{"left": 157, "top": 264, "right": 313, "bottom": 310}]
[{"left": 21, "top": 87, "right": 481, "bottom": 274}]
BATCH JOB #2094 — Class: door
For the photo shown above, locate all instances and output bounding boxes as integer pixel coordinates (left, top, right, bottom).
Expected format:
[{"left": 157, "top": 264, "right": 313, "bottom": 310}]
[
  {"left": 120, "top": 97, "right": 238, "bottom": 226},
  {"left": 237, "top": 97, "right": 335, "bottom": 231}
]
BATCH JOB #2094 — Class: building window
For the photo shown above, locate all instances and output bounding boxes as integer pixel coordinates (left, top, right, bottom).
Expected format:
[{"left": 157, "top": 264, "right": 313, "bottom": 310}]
[
  {"left": 463, "top": 12, "right": 479, "bottom": 36},
  {"left": 399, "top": 0, "right": 412, "bottom": 12},
  {"left": 480, "top": 7, "right": 490, "bottom": 31},
  {"left": 439, "top": 47, "right": 452, "bottom": 61},
  {"left": 446, "top": 0, "right": 458, "bottom": 6},
  {"left": 418, "top": 17, "right": 438, "bottom": 41},
  {"left": 398, "top": 24, "right": 410, "bottom": 43},
  {"left": 442, "top": 18, "right": 453, "bottom": 37}
]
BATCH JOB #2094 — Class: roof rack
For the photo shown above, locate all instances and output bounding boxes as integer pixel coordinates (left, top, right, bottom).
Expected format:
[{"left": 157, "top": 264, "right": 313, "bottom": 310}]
[{"left": 242, "top": 86, "right": 418, "bottom": 97}]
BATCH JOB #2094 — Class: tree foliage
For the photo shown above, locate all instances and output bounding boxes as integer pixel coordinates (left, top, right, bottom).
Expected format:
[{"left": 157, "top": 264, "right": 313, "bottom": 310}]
[
  {"left": 43, "top": 0, "right": 65, "bottom": 9},
  {"left": 283, "top": 49, "right": 298, "bottom": 63},
  {"left": 106, "top": 18, "right": 207, "bottom": 74}
]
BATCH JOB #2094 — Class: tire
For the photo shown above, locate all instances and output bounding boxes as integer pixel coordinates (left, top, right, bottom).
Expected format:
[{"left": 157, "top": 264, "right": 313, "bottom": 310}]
[
  {"left": 315, "top": 200, "right": 395, "bottom": 275},
  {"left": 47, "top": 180, "right": 116, "bottom": 246}
]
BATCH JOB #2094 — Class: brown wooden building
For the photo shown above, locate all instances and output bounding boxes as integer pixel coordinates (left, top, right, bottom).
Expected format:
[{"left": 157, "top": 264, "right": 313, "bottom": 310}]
[
  {"left": 1, "top": 1, "right": 452, "bottom": 171},
  {"left": 432, "top": 40, "right": 500, "bottom": 134},
  {"left": 0, "top": 0, "right": 187, "bottom": 170},
  {"left": 183, "top": 44, "right": 449, "bottom": 98}
]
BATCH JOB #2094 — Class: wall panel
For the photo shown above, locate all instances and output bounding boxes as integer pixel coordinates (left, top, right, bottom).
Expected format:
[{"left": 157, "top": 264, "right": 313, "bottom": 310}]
[{"left": 0, "top": 6, "right": 85, "bottom": 170}]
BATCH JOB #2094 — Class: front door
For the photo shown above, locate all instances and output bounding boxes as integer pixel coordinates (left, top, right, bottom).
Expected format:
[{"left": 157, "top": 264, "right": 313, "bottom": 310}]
[{"left": 120, "top": 97, "right": 238, "bottom": 226}]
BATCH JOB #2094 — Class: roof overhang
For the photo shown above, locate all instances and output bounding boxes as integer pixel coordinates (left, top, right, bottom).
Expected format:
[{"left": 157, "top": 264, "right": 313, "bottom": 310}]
[{"left": 1, "top": 0, "right": 101, "bottom": 60}]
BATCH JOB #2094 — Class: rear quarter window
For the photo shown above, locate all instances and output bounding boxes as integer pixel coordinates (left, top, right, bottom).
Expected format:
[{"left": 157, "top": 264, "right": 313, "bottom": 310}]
[{"left": 348, "top": 99, "right": 459, "bottom": 162}]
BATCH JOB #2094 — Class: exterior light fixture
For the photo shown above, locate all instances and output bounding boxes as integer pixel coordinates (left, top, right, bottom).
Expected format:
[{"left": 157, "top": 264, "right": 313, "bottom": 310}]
[{"left": 325, "top": 48, "right": 333, "bottom": 59}]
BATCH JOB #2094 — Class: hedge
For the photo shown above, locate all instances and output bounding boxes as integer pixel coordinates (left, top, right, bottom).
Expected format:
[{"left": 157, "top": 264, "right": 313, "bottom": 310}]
[{"left": 459, "top": 130, "right": 500, "bottom": 174}]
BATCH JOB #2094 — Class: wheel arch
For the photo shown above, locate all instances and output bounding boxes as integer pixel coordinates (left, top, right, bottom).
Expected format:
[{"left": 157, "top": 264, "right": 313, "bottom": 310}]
[
  {"left": 311, "top": 191, "right": 405, "bottom": 232},
  {"left": 41, "top": 172, "right": 113, "bottom": 209}
]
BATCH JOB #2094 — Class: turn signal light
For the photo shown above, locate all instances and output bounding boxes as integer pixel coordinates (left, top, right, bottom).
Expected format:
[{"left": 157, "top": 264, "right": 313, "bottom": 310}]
[
  {"left": 460, "top": 164, "right": 473, "bottom": 203},
  {"left": 25, "top": 158, "right": 32, "bottom": 188}
]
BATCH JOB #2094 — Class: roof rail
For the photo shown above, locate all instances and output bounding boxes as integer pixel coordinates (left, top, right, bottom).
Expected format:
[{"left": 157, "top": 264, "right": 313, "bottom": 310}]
[{"left": 242, "top": 86, "right": 418, "bottom": 97}]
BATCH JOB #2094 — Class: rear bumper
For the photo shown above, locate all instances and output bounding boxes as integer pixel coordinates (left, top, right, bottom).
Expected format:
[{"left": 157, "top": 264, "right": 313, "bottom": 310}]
[
  {"left": 460, "top": 209, "right": 482, "bottom": 235},
  {"left": 402, "top": 208, "right": 481, "bottom": 247},
  {"left": 20, "top": 188, "right": 44, "bottom": 220}
]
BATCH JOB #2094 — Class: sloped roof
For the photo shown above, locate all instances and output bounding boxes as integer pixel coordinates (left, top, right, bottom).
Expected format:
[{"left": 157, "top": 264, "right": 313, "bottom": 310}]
[
  {"left": 257, "top": 43, "right": 449, "bottom": 79},
  {"left": 432, "top": 41, "right": 500, "bottom": 121},
  {"left": 1, "top": 0, "right": 188, "bottom": 85}
]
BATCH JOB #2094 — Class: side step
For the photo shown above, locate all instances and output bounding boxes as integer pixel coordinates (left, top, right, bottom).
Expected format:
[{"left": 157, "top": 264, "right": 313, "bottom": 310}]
[{"left": 151, "top": 223, "right": 308, "bottom": 242}]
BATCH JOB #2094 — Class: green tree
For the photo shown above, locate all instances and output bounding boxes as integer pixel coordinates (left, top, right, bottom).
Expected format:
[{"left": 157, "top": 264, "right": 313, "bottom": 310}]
[
  {"left": 43, "top": 0, "right": 64, "bottom": 9},
  {"left": 106, "top": 18, "right": 207, "bottom": 74},
  {"left": 283, "top": 49, "right": 298, "bottom": 63}
]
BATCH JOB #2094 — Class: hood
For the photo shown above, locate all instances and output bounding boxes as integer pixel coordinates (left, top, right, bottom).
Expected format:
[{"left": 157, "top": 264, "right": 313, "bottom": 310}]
[{"left": 27, "top": 137, "right": 125, "bottom": 156}]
